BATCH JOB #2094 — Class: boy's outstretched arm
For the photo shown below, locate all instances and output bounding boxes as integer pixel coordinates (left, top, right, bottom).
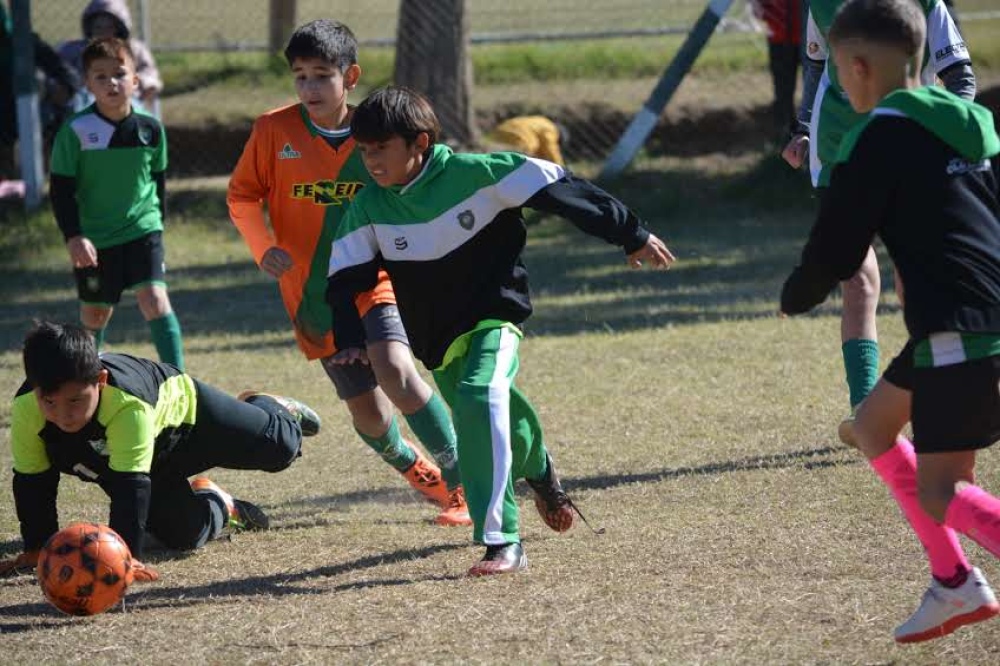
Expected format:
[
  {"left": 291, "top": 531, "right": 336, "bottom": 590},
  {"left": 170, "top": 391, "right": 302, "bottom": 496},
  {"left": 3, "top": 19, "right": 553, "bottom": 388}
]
[{"left": 523, "top": 171, "right": 674, "bottom": 267}]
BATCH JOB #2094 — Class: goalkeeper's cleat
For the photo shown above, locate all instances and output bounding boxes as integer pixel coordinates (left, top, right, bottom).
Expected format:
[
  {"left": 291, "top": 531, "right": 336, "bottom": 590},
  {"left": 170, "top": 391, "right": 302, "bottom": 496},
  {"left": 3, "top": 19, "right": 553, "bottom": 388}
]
[
  {"left": 895, "top": 567, "right": 1000, "bottom": 643},
  {"left": 400, "top": 450, "right": 451, "bottom": 507},
  {"left": 434, "top": 486, "right": 472, "bottom": 527},
  {"left": 467, "top": 542, "right": 528, "bottom": 577},
  {"left": 191, "top": 477, "right": 270, "bottom": 532},
  {"left": 237, "top": 390, "right": 322, "bottom": 437}
]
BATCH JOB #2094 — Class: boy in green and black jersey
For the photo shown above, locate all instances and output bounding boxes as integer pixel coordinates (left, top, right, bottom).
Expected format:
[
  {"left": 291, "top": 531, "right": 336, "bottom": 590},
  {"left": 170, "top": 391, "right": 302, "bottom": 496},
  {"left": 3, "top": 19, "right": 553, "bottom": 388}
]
[{"left": 50, "top": 37, "right": 183, "bottom": 368}]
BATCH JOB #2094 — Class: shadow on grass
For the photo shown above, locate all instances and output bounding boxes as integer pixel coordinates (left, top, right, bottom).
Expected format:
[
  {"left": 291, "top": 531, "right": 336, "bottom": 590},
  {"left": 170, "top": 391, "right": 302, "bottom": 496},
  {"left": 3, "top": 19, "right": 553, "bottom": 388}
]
[
  {"left": 566, "top": 444, "right": 857, "bottom": 494},
  {"left": 0, "top": 153, "right": 887, "bottom": 353},
  {"left": 0, "top": 542, "right": 467, "bottom": 626}
]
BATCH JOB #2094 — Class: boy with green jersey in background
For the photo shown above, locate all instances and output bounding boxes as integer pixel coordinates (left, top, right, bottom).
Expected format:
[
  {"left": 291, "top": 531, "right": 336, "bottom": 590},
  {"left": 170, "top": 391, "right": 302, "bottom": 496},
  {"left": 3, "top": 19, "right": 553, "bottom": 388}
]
[
  {"left": 782, "top": 0, "right": 973, "bottom": 412},
  {"left": 50, "top": 37, "right": 184, "bottom": 369}
]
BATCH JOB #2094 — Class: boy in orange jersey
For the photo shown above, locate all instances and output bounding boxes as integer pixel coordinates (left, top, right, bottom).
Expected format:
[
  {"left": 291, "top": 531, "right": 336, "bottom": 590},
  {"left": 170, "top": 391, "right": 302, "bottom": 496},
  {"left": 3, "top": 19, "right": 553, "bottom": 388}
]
[{"left": 227, "top": 19, "right": 469, "bottom": 526}]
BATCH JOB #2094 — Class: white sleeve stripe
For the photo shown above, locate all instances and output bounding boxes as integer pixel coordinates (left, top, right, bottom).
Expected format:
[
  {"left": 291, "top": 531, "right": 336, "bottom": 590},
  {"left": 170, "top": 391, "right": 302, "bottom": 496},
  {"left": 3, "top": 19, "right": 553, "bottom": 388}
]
[{"left": 328, "top": 226, "right": 379, "bottom": 277}]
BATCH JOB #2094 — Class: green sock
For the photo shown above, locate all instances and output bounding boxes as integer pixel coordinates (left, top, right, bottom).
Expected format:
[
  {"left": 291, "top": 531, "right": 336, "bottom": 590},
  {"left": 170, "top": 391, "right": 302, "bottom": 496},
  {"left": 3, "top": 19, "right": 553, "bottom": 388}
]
[
  {"left": 356, "top": 416, "right": 417, "bottom": 472},
  {"left": 88, "top": 327, "right": 106, "bottom": 351},
  {"left": 148, "top": 312, "right": 185, "bottom": 370},
  {"left": 842, "top": 338, "right": 879, "bottom": 409},
  {"left": 405, "top": 393, "right": 461, "bottom": 489}
]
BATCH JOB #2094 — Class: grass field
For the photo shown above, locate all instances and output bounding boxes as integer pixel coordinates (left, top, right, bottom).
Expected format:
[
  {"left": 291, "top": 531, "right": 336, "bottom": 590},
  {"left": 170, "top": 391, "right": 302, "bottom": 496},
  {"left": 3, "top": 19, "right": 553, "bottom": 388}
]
[{"left": 2, "top": 150, "right": 1000, "bottom": 663}]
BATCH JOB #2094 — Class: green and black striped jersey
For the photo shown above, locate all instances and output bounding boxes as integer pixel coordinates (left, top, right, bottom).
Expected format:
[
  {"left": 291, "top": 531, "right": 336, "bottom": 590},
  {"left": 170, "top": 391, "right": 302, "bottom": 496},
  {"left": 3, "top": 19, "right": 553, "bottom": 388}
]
[{"left": 326, "top": 145, "right": 651, "bottom": 369}]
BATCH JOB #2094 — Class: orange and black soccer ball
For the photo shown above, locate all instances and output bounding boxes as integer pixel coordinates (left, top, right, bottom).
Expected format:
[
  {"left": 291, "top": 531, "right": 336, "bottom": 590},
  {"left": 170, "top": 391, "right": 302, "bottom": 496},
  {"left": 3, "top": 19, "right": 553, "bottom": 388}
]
[{"left": 36, "top": 522, "right": 134, "bottom": 616}]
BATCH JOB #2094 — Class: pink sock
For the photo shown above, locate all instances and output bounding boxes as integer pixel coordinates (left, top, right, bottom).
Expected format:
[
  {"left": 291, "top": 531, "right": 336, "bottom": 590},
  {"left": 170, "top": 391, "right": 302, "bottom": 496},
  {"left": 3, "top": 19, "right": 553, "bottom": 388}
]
[
  {"left": 945, "top": 484, "right": 1000, "bottom": 559},
  {"left": 870, "top": 438, "right": 970, "bottom": 580}
]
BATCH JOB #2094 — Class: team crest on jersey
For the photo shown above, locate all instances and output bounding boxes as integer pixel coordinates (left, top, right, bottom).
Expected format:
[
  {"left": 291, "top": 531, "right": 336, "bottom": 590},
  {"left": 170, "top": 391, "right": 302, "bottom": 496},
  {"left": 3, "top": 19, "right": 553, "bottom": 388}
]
[
  {"left": 807, "top": 42, "right": 820, "bottom": 56},
  {"left": 138, "top": 126, "right": 152, "bottom": 145},
  {"left": 87, "top": 438, "right": 108, "bottom": 455},
  {"left": 278, "top": 143, "right": 302, "bottom": 160},
  {"left": 457, "top": 210, "right": 475, "bottom": 230},
  {"left": 291, "top": 180, "right": 364, "bottom": 206},
  {"left": 86, "top": 275, "right": 101, "bottom": 293}
]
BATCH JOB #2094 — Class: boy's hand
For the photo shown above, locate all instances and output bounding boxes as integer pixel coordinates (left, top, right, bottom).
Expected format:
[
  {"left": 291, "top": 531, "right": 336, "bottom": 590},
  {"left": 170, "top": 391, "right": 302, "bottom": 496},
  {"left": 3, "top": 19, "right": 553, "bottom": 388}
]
[
  {"left": 330, "top": 347, "right": 370, "bottom": 366},
  {"left": 0, "top": 550, "right": 40, "bottom": 576},
  {"left": 260, "top": 247, "right": 294, "bottom": 279},
  {"left": 132, "top": 560, "right": 160, "bottom": 582},
  {"left": 66, "top": 235, "right": 98, "bottom": 268},
  {"left": 782, "top": 134, "right": 809, "bottom": 169},
  {"left": 627, "top": 233, "right": 675, "bottom": 269}
]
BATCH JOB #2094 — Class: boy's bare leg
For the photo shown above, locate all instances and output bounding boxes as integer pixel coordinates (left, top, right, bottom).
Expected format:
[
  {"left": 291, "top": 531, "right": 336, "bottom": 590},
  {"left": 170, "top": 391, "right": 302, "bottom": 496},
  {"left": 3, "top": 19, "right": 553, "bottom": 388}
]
[
  {"left": 136, "top": 284, "right": 185, "bottom": 370},
  {"left": 841, "top": 247, "right": 881, "bottom": 409},
  {"left": 367, "top": 340, "right": 468, "bottom": 524},
  {"left": 80, "top": 302, "right": 113, "bottom": 350},
  {"left": 919, "top": 450, "right": 977, "bottom": 524},
  {"left": 846, "top": 378, "right": 909, "bottom": 460},
  {"left": 367, "top": 339, "right": 432, "bottom": 413}
]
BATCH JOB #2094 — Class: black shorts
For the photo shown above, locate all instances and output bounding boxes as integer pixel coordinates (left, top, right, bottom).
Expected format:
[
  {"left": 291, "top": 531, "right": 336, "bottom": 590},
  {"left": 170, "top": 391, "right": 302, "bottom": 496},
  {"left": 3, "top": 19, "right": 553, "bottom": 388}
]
[
  {"left": 911, "top": 354, "right": 1000, "bottom": 454},
  {"left": 319, "top": 304, "right": 410, "bottom": 400},
  {"left": 883, "top": 339, "right": 915, "bottom": 391},
  {"left": 75, "top": 231, "right": 166, "bottom": 305}
]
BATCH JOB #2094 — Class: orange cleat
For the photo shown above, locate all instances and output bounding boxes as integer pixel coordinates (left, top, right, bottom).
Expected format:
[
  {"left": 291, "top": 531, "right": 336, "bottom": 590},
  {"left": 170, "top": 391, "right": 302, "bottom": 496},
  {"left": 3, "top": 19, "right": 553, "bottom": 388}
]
[
  {"left": 434, "top": 486, "right": 472, "bottom": 527},
  {"left": 400, "top": 450, "right": 451, "bottom": 507}
]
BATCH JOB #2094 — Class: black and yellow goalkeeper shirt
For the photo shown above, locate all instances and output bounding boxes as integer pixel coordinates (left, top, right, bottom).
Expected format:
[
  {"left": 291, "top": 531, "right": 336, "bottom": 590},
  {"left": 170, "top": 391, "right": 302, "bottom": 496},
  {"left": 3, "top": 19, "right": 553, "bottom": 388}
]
[{"left": 10, "top": 353, "right": 196, "bottom": 554}]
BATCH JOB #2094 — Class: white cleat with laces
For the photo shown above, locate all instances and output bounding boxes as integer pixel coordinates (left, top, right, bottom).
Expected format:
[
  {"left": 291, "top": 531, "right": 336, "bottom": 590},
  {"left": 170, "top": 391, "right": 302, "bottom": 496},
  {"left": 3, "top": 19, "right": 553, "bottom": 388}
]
[{"left": 895, "top": 567, "right": 1000, "bottom": 643}]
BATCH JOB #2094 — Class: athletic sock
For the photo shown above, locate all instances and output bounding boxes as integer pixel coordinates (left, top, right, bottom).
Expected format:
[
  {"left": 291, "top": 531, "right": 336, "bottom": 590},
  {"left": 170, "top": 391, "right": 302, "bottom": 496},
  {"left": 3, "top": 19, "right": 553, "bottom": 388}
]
[
  {"left": 870, "top": 438, "right": 971, "bottom": 581},
  {"left": 356, "top": 415, "right": 417, "bottom": 472},
  {"left": 404, "top": 393, "right": 461, "bottom": 489},
  {"left": 945, "top": 485, "right": 1000, "bottom": 559},
  {"left": 88, "top": 326, "right": 106, "bottom": 351},
  {"left": 148, "top": 312, "right": 185, "bottom": 370},
  {"left": 842, "top": 338, "right": 879, "bottom": 408}
]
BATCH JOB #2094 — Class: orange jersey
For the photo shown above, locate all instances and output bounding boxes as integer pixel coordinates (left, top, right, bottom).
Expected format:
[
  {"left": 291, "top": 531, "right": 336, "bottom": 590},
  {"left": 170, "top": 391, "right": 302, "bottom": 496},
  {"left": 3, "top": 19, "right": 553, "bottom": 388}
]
[{"left": 228, "top": 104, "right": 395, "bottom": 359}]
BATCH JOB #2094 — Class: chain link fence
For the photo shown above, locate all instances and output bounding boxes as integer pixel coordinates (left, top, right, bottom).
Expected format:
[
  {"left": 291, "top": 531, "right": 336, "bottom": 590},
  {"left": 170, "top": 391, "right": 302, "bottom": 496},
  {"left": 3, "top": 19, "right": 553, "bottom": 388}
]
[{"left": 28, "top": 0, "right": 1000, "bottom": 176}]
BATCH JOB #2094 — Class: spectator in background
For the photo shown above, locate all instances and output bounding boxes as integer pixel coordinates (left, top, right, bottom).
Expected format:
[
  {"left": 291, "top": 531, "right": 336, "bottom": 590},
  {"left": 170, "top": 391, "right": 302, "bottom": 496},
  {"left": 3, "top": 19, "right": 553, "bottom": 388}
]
[
  {"left": 482, "top": 115, "right": 569, "bottom": 166},
  {"left": 749, "top": 0, "right": 802, "bottom": 139},
  {"left": 0, "top": 1, "right": 77, "bottom": 182},
  {"left": 57, "top": 0, "right": 161, "bottom": 113}
]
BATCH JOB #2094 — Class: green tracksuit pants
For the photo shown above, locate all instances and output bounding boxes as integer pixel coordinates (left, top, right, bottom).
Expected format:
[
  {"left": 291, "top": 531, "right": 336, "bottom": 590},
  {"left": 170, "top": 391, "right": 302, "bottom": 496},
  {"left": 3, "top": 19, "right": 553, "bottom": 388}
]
[{"left": 433, "top": 326, "right": 549, "bottom": 545}]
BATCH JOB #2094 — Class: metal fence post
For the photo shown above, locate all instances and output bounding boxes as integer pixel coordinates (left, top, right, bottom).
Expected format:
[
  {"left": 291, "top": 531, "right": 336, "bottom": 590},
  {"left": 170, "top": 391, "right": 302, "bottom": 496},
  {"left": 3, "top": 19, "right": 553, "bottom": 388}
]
[
  {"left": 599, "top": 0, "right": 736, "bottom": 180},
  {"left": 269, "top": 0, "right": 296, "bottom": 55},
  {"left": 11, "top": 0, "right": 43, "bottom": 210}
]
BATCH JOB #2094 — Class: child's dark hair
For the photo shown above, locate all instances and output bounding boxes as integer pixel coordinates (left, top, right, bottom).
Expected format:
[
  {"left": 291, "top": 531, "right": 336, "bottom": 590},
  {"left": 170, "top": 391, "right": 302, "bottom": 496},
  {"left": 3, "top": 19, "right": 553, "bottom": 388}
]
[
  {"left": 23, "top": 321, "right": 102, "bottom": 393},
  {"left": 828, "top": 0, "right": 925, "bottom": 57},
  {"left": 81, "top": 36, "right": 134, "bottom": 73},
  {"left": 351, "top": 86, "right": 440, "bottom": 146},
  {"left": 284, "top": 19, "right": 357, "bottom": 71}
]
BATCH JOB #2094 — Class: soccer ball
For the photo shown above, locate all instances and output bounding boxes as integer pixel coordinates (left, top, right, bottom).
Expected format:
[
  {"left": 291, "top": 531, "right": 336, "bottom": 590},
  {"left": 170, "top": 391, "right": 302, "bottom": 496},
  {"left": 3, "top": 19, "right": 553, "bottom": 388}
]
[{"left": 36, "top": 522, "right": 135, "bottom": 616}]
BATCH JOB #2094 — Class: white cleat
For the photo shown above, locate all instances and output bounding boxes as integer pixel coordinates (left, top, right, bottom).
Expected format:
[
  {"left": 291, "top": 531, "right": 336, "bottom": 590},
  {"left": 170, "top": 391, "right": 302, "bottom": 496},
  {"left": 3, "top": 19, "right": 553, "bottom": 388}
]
[{"left": 895, "top": 567, "right": 1000, "bottom": 643}]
